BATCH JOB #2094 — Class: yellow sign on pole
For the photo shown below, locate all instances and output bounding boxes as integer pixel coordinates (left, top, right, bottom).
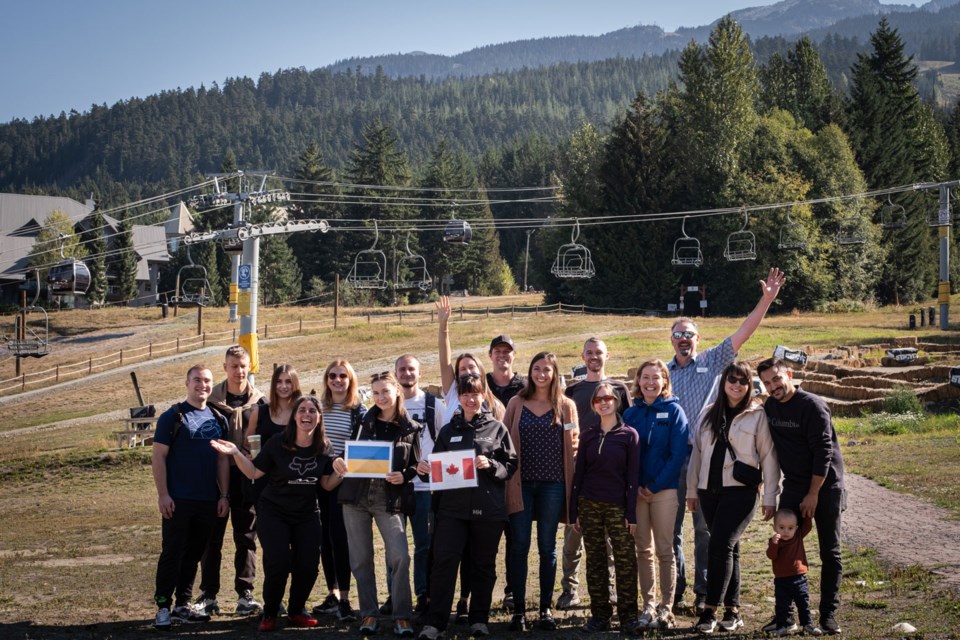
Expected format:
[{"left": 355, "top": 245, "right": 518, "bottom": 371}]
[{"left": 238, "top": 291, "right": 251, "bottom": 316}]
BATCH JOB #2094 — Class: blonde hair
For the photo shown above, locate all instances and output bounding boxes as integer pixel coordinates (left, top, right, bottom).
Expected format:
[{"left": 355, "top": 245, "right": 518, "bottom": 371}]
[
  {"left": 321, "top": 358, "right": 362, "bottom": 411},
  {"left": 632, "top": 358, "right": 672, "bottom": 399}
]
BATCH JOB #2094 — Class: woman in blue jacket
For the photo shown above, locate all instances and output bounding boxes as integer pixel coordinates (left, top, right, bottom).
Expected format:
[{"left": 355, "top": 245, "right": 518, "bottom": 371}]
[{"left": 623, "top": 358, "right": 689, "bottom": 631}]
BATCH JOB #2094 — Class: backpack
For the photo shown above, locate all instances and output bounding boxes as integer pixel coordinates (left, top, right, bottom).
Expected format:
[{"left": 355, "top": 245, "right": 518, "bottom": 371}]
[
  {"left": 424, "top": 392, "right": 437, "bottom": 441},
  {"left": 168, "top": 402, "right": 228, "bottom": 443}
]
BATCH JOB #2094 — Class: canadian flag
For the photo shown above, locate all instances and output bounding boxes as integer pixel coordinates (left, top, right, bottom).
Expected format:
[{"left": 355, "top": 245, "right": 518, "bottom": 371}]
[{"left": 429, "top": 450, "right": 478, "bottom": 490}]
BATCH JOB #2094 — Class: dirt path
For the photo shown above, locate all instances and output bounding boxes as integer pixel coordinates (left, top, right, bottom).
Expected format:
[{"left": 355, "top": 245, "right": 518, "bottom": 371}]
[{"left": 842, "top": 473, "right": 960, "bottom": 587}]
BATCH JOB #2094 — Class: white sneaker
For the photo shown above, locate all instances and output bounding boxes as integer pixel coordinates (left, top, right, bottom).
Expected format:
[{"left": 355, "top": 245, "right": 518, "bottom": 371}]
[
  {"left": 236, "top": 591, "right": 262, "bottom": 615},
  {"left": 772, "top": 623, "right": 800, "bottom": 636},
  {"left": 637, "top": 605, "right": 656, "bottom": 629},
  {"left": 469, "top": 622, "right": 489, "bottom": 637},
  {"left": 172, "top": 605, "right": 210, "bottom": 623},
  {"left": 656, "top": 605, "right": 676, "bottom": 629},
  {"left": 192, "top": 594, "right": 220, "bottom": 616},
  {"left": 154, "top": 607, "right": 171, "bottom": 628}
]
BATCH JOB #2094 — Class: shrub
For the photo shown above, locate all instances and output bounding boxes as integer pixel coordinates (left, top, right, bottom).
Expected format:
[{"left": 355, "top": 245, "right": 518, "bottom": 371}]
[{"left": 883, "top": 386, "right": 924, "bottom": 415}]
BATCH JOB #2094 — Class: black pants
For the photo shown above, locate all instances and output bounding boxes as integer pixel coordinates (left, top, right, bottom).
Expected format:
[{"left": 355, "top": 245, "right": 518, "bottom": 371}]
[
  {"left": 200, "top": 466, "right": 257, "bottom": 598},
  {"left": 318, "top": 483, "right": 352, "bottom": 593},
  {"left": 775, "top": 574, "right": 813, "bottom": 627},
  {"left": 155, "top": 499, "right": 218, "bottom": 608},
  {"left": 698, "top": 486, "right": 758, "bottom": 609},
  {"left": 780, "top": 487, "right": 845, "bottom": 619},
  {"left": 424, "top": 516, "right": 504, "bottom": 631},
  {"left": 257, "top": 501, "right": 322, "bottom": 618}
]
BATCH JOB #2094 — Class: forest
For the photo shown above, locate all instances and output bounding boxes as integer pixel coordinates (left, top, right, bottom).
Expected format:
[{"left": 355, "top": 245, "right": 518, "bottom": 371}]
[{"left": 4, "top": 12, "right": 960, "bottom": 314}]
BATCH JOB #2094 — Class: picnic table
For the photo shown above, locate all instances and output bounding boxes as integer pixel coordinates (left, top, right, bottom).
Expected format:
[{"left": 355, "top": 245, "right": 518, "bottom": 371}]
[{"left": 114, "top": 416, "right": 157, "bottom": 449}]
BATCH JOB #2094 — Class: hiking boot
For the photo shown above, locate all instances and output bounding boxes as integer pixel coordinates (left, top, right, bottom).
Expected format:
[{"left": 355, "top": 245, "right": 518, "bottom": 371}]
[
  {"left": 418, "top": 625, "right": 442, "bottom": 640},
  {"left": 509, "top": 614, "right": 528, "bottom": 631},
  {"left": 719, "top": 608, "right": 743, "bottom": 631},
  {"left": 154, "top": 607, "right": 171, "bottom": 629},
  {"left": 313, "top": 593, "right": 340, "bottom": 616},
  {"left": 380, "top": 595, "right": 393, "bottom": 615},
  {"left": 469, "top": 622, "right": 489, "bottom": 637},
  {"left": 394, "top": 618, "right": 415, "bottom": 637},
  {"left": 236, "top": 591, "right": 262, "bottom": 615},
  {"left": 192, "top": 592, "right": 220, "bottom": 616},
  {"left": 696, "top": 609, "right": 717, "bottom": 634},
  {"left": 656, "top": 605, "right": 676, "bottom": 630},
  {"left": 581, "top": 616, "right": 611, "bottom": 633},
  {"left": 771, "top": 623, "right": 799, "bottom": 636},
  {"left": 359, "top": 616, "right": 379, "bottom": 633},
  {"left": 539, "top": 608, "right": 557, "bottom": 631},
  {"left": 288, "top": 612, "right": 319, "bottom": 628},
  {"left": 819, "top": 616, "right": 841, "bottom": 635},
  {"left": 556, "top": 590, "right": 580, "bottom": 610},
  {"left": 764, "top": 614, "right": 795, "bottom": 633},
  {"left": 803, "top": 623, "right": 824, "bottom": 636},
  {"left": 258, "top": 616, "right": 277, "bottom": 632},
  {"left": 455, "top": 598, "right": 469, "bottom": 625},
  {"left": 172, "top": 605, "right": 210, "bottom": 623},
  {"left": 337, "top": 598, "right": 357, "bottom": 622}
]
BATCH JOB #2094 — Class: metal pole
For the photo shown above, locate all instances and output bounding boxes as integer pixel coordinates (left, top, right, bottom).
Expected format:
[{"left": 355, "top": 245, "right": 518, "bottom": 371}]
[
  {"left": 228, "top": 199, "right": 244, "bottom": 323},
  {"left": 939, "top": 185, "right": 951, "bottom": 330},
  {"left": 523, "top": 230, "right": 532, "bottom": 293},
  {"left": 240, "top": 234, "right": 260, "bottom": 385}
]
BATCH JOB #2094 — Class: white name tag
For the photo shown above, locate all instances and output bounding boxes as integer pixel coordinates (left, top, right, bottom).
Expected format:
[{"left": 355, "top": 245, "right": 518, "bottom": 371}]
[
  {"left": 450, "top": 436, "right": 463, "bottom": 443},
  {"left": 657, "top": 412, "right": 669, "bottom": 419},
  {"left": 697, "top": 367, "right": 709, "bottom": 374},
  {"left": 563, "top": 422, "right": 576, "bottom": 431}
]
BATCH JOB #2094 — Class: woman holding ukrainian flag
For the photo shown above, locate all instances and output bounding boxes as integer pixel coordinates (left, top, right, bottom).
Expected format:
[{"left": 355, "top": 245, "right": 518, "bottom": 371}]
[
  {"left": 415, "top": 373, "right": 518, "bottom": 640},
  {"left": 331, "top": 371, "right": 421, "bottom": 638}
]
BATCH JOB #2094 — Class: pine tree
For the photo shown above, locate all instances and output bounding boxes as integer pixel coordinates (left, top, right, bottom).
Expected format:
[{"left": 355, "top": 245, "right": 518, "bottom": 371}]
[
  {"left": 289, "top": 142, "right": 340, "bottom": 292},
  {"left": 84, "top": 210, "right": 108, "bottom": 306},
  {"left": 114, "top": 214, "right": 139, "bottom": 303}
]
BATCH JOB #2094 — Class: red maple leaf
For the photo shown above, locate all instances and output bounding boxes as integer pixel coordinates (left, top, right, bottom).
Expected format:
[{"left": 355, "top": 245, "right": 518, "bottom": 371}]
[{"left": 445, "top": 463, "right": 460, "bottom": 475}]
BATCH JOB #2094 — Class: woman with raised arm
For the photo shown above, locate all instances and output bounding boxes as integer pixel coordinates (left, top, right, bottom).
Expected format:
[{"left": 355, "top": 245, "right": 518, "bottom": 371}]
[
  {"left": 687, "top": 362, "right": 780, "bottom": 634},
  {"left": 503, "top": 352, "right": 579, "bottom": 631},
  {"left": 211, "top": 395, "right": 341, "bottom": 632},
  {"left": 311, "top": 359, "right": 366, "bottom": 622},
  {"left": 332, "top": 371, "right": 421, "bottom": 638}
]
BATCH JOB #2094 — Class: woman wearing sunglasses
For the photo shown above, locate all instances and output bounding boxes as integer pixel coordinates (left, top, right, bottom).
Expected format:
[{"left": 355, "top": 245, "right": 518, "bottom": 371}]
[
  {"left": 687, "top": 362, "right": 780, "bottom": 634},
  {"left": 623, "top": 358, "right": 689, "bottom": 631},
  {"left": 568, "top": 383, "right": 641, "bottom": 634},
  {"left": 503, "top": 352, "right": 579, "bottom": 631},
  {"left": 333, "top": 371, "right": 421, "bottom": 637},
  {"left": 311, "top": 359, "right": 366, "bottom": 622}
]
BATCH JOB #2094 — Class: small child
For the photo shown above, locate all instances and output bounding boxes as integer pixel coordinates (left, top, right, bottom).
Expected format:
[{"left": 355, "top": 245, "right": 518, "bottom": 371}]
[{"left": 766, "top": 508, "right": 821, "bottom": 636}]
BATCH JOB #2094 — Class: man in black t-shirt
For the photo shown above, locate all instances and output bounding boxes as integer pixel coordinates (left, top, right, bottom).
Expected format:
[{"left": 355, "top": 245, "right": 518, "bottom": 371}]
[{"left": 758, "top": 358, "right": 845, "bottom": 636}]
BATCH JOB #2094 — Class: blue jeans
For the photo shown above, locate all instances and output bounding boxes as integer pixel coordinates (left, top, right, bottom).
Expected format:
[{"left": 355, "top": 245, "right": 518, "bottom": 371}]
[
  {"left": 411, "top": 491, "right": 433, "bottom": 597},
  {"left": 675, "top": 456, "right": 709, "bottom": 599},
  {"left": 508, "top": 481, "right": 565, "bottom": 613}
]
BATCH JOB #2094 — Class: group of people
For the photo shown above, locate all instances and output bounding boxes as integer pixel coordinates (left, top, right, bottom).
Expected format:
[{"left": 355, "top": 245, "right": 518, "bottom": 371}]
[{"left": 151, "top": 267, "right": 847, "bottom": 637}]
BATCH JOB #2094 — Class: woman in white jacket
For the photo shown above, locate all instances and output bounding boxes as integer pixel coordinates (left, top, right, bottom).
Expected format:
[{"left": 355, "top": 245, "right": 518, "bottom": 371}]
[{"left": 687, "top": 362, "right": 780, "bottom": 634}]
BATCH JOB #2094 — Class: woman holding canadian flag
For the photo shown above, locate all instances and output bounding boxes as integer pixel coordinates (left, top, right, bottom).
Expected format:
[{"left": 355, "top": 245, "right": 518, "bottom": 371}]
[{"left": 415, "top": 374, "right": 518, "bottom": 640}]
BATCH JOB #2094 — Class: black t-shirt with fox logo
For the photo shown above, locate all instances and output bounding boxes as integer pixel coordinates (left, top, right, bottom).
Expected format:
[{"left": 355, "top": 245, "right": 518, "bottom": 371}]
[{"left": 253, "top": 435, "right": 333, "bottom": 517}]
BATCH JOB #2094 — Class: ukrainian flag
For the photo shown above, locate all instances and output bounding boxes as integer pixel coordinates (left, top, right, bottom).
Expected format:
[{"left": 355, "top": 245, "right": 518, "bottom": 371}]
[{"left": 346, "top": 442, "right": 392, "bottom": 475}]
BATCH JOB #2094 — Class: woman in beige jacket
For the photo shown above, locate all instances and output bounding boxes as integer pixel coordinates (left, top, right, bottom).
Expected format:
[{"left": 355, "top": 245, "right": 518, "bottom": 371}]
[
  {"left": 687, "top": 361, "right": 780, "bottom": 634},
  {"left": 503, "top": 352, "right": 579, "bottom": 632}
]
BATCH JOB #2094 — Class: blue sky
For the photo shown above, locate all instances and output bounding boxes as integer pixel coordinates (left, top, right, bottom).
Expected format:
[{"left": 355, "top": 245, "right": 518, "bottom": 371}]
[{"left": 1, "top": 0, "right": 902, "bottom": 123}]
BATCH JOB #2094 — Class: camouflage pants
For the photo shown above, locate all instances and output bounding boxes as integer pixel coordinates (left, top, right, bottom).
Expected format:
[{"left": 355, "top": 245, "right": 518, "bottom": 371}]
[{"left": 577, "top": 497, "right": 638, "bottom": 622}]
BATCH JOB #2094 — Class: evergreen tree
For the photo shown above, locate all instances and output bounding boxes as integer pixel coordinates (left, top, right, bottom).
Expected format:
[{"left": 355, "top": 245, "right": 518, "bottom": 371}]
[
  {"left": 288, "top": 142, "right": 340, "bottom": 292},
  {"left": 760, "top": 37, "right": 836, "bottom": 132},
  {"left": 114, "top": 214, "right": 139, "bottom": 303},
  {"left": 84, "top": 210, "right": 108, "bottom": 306}
]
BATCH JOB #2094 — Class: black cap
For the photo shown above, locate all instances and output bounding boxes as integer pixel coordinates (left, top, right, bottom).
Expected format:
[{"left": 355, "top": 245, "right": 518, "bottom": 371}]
[{"left": 489, "top": 335, "right": 515, "bottom": 352}]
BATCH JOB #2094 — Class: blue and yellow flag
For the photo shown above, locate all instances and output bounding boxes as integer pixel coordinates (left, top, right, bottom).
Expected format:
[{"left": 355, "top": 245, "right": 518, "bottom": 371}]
[{"left": 344, "top": 441, "right": 393, "bottom": 477}]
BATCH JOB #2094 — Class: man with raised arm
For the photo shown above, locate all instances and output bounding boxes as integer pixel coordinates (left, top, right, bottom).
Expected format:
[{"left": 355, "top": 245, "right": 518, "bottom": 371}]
[{"left": 668, "top": 267, "right": 785, "bottom": 614}]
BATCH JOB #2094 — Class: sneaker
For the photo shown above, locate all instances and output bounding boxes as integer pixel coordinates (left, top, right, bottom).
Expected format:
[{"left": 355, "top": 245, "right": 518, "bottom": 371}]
[
  {"left": 556, "top": 590, "right": 580, "bottom": 610},
  {"left": 455, "top": 598, "right": 469, "bottom": 625},
  {"left": 154, "top": 607, "right": 171, "bottom": 628},
  {"left": 192, "top": 592, "right": 220, "bottom": 616},
  {"left": 258, "top": 615, "right": 277, "bottom": 632},
  {"left": 359, "top": 616, "right": 379, "bottom": 633},
  {"left": 581, "top": 616, "right": 611, "bottom": 633},
  {"left": 637, "top": 605, "right": 656, "bottom": 629},
  {"left": 674, "top": 594, "right": 688, "bottom": 612},
  {"left": 509, "top": 614, "right": 528, "bottom": 631},
  {"left": 502, "top": 591, "right": 515, "bottom": 612},
  {"left": 278, "top": 602, "right": 287, "bottom": 616},
  {"left": 236, "top": 591, "right": 262, "bottom": 615},
  {"left": 313, "top": 593, "right": 340, "bottom": 616},
  {"left": 394, "top": 618, "right": 415, "bottom": 637},
  {"left": 289, "top": 612, "right": 319, "bottom": 628},
  {"left": 656, "top": 605, "right": 676, "bottom": 630},
  {"left": 819, "top": 616, "right": 841, "bottom": 635},
  {"left": 696, "top": 609, "right": 717, "bottom": 634},
  {"left": 763, "top": 615, "right": 796, "bottom": 633},
  {"left": 172, "top": 605, "right": 210, "bottom": 623},
  {"left": 469, "top": 622, "right": 489, "bottom": 637},
  {"left": 621, "top": 617, "right": 645, "bottom": 635},
  {"left": 694, "top": 593, "right": 708, "bottom": 615},
  {"left": 719, "top": 608, "right": 743, "bottom": 631},
  {"left": 539, "top": 608, "right": 557, "bottom": 631},
  {"left": 418, "top": 625, "right": 442, "bottom": 640},
  {"left": 337, "top": 598, "right": 357, "bottom": 622},
  {"left": 380, "top": 595, "right": 394, "bottom": 615},
  {"left": 772, "top": 624, "right": 800, "bottom": 636},
  {"left": 803, "top": 624, "right": 824, "bottom": 636}
]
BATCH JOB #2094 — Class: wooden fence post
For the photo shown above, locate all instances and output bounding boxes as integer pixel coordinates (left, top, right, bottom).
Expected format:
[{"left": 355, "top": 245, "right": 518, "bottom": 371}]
[
  {"left": 56, "top": 364, "right": 60, "bottom": 383},
  {"left": 176, "top": 337, "right": 180, "bottom": 353},
  {"left": 88, "top": 357, "right": 92, "bottom": 374},
  {"left": 120, "top": 349, "right": 123, "bottom": 365},
  {"left": 299, "top": 316, "right": 303, "bottom": 333},
  {"left": 149, "top": 342, "right": 153, "bottom": 358}
]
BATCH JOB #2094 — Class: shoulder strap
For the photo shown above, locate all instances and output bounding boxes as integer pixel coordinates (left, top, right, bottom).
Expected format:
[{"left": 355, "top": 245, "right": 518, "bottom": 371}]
[
  {"left": 424, "top": 393, "right": 437, "bottom": 441},
  {"left": 720, "top": 412, "right": 738, "bottom": 461},
  {"left": 170, "top": 402, "right": 185, "bottom": 443}
]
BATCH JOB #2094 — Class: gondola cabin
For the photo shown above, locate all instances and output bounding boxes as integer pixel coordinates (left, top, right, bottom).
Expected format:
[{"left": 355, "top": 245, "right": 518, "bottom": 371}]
[{"left": 47, "top": 259, "right": 91, "bottom": 296}]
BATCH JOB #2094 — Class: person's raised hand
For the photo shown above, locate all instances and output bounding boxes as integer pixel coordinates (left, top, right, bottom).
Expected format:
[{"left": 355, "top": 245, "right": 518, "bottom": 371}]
[
  {"left": 760, "top": 267, "right": 786, "bottom": 301},
  {"left": 436, "top": 296, "right": 451, "bottom": 323}
]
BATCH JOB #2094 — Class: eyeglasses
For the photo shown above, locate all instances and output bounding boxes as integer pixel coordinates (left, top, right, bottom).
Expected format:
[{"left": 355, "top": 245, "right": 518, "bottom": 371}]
[
  {"left": 592, "top": 395, "right": 616, "bottom": 405},
  {"left": 327, "top": 372, "right": 349, "bottom": 381},
  {"left": 458, "top": 373, "right": 481, "bottom": 382},
  {"left": 726, "top": 374, "right": 749, "bottom": 386},
  {"left": 672, "top": 330, "right": 697, "bottom": 340}
]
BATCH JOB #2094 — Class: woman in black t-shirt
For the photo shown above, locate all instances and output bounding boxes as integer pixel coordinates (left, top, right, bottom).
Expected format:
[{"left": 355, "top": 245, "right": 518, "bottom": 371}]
[{"left": 213, "top": 395, "right": 342, "bottom": 632}]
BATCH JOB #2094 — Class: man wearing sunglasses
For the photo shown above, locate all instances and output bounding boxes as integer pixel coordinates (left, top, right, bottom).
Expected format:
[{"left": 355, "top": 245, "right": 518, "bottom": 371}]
[{"left": 668, "top": 267, "right": 786, "bottom": 615}]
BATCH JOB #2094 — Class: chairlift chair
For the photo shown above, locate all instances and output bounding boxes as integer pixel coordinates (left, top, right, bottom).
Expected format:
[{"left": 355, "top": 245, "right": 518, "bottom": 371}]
[
  {"left": 778, "top": 208, "right": 807, "bottom": 251},
  {"left": 551, "top": 219, "right": 596, "bottom": 279},
  {"left": 172, "top": 247, "right": 212, "bottom": 307},
  {"left": 395, "top": 234, "right": 432, "bottom": 291},
  {"left": 880, "top": 194, "right": 906, "bottom": 229},
  {"left": 723, "top": 210, "right": 757, "bottom": 261},
  {"left": 836, "top": 216, "right": 867, "bottom": 246},
  {"left": 671, "top": 216, "right": 703, "bottom": 267},
  {"left": 7, "top": 271, "right": 49, "bottom": 358},
  {"left": 346, "top": 221, "right": 389, "bottom": 289}
]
